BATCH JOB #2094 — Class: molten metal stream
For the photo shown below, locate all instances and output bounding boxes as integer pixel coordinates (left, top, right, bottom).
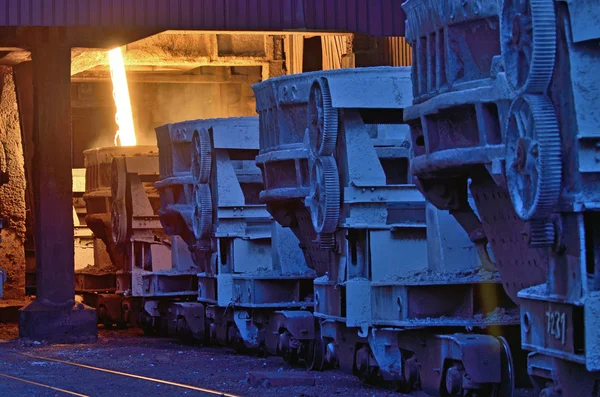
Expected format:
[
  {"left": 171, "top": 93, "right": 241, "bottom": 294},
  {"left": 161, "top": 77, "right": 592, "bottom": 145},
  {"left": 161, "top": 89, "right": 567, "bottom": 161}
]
[{"left": 109, "top": 47, "right": 137, "bottom": 146}]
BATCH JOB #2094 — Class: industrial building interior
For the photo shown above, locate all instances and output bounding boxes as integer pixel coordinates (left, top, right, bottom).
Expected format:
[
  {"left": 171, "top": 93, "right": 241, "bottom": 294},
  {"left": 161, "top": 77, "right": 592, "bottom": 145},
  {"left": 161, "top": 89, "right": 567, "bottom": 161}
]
[
  {"left": 0, "top": 1, "right": 598, "bottom": 397},
  {"left": 0, "top": 30, "right": 407, "bottom": 301}
]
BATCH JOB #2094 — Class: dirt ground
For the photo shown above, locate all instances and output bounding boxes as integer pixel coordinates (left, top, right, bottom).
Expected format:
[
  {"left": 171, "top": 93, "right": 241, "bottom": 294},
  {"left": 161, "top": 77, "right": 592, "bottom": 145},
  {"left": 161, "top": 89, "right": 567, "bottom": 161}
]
[{"left": 0, "top": 323, "right": 537, "bottom": 397}]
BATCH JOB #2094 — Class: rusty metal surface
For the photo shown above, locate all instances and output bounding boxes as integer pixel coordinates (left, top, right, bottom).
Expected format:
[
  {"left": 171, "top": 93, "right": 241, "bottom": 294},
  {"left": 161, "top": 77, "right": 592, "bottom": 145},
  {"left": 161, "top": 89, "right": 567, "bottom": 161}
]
[{"left": 0, "top": 0, "right": 405, "bottom": 36}]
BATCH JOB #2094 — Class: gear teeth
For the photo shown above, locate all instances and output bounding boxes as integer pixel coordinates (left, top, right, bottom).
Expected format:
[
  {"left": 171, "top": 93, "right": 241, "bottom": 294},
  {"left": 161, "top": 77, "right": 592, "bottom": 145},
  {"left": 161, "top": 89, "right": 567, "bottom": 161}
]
[
  {"left": 529, "top": 95, "right": 562, "bottom": 216},
  {"left": 527, "top": 0, "right": 557, "bottom": 92},
  {"left": 308, "top": 78, "right": 338, "bottom": 157},
  {"left": 195, "top": 239, "right": 211, "bottom": 252},
  {"left": 528, "top": 219, "right": 555, "bottom": 247},
  {"left": 506, "top": 94, "right": 561, "bottom": 221},
  {"left": 193, "top": 183, "right": 213, "bottom": 241},
  {"left": 501, "top": 0, "right": 557, "bottom": 93},
  {"left": 308, "top": 156, "right": 341, "bottom": 235},
  {"left": 318, "top": 233, "right": 336, "bottom": 250},
  {"left": 192, "top": 128, "right": 212, "bottom": 184}
]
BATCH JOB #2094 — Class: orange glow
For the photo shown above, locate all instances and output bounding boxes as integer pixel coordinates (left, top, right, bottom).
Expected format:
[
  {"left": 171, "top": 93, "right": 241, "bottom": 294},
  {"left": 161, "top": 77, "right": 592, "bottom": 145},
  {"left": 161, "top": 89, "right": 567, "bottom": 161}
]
[{"left": 109, "top": 47, "right": 137, "bottom": 146}]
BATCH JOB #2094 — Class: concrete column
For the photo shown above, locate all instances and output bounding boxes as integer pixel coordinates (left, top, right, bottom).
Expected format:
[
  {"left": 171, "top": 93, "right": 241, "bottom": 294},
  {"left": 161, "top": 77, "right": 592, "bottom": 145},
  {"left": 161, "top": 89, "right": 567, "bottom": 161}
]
[
  {"left": 18, "top": 33, "right": 96, "bottom": 343},
  {"left": 32, "top": 42, "right": 75, "bottom": 305}
]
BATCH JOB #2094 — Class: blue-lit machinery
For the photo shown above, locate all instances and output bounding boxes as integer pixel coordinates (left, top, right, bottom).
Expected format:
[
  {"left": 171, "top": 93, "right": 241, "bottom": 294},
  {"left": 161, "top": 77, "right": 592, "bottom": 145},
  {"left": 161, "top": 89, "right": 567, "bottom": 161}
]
[
  {"left": 81, "top": 146, "right": 153, "bottom": 327},
  {"left": 82, "top": 146, "right": 197, "bottom": 330},
  {"left": 253, "top": 67, "right": 518, "bottom": 395},
  {"left": 111, "top": 150, "right": 198, "bottom": 333},
  {"left": 402, "top": 0, "right": 600, "bottom": 395},
  {"left": 64, "top": 0, "right": 600, "bottom": 394},
  {"left": 154, "top": 117, "right": 314, "bottom": 349}
]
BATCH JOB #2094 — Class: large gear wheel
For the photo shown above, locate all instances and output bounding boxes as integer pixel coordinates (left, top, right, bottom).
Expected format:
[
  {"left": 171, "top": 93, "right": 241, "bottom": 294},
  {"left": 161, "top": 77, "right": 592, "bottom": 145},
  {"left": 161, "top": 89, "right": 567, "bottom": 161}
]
[
  {"left": 501, "top": 0, "right": 557, "bottom": 93},
  {"left": 307, "top": 78, "right": 338, "bottom": 157},
  {"left": 191, "top": 128, "right": 212, "bottom": 184},
  {"left": 306, "top": 156, "right": 340, "bottom": 235},
  {"left": 192, "top": 183, "right": 213, "bottom": 243},
  {"left": 111, "top": 156, "right": 129, "bottom": 245},
  {"left": 505, "top": 94, "right": 561, "bottom": 223}
]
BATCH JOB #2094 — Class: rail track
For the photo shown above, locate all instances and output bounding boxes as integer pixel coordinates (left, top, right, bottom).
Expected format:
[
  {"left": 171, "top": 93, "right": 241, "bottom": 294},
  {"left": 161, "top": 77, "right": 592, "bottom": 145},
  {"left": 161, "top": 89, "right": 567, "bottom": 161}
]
[
  {"left": 0, "top": 372, "right": 90, "bottom": 397},
  {"left": 2, "top": 352, "right": 239, "bottom": 397}
]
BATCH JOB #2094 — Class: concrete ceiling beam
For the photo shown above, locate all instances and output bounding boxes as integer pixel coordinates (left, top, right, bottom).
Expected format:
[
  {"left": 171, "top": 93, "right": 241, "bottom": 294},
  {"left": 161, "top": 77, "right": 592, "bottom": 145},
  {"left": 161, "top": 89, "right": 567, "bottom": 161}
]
[
  {"left": 71, "top": 71, "right": 253, "bottom": 84},
  {"left": 71, "top": 50, "right": 108, "bottom": 76},
  {"left": 0, "top": 50, "right": 31, "bottom": 66},
  {"left": 87, "top": 65, "right": 199, "bottom": 73},
  {"left": 70, "top": 48, "right": 270, "bottom": 75},
  {"left": 161, "top": 30, "right": 352, "bottom": 37}
]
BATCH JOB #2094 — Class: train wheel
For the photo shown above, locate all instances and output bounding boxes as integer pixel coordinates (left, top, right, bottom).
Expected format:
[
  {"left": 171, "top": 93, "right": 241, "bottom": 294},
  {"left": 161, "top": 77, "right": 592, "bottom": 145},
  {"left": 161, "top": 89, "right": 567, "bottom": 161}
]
[
  {"left": 98, "top": 306, "right": 114, "bottom": 330},
  {"left": 118, "top": 305, "right": 130, "bottom": 330},
  {"left": 282, "top": 349, "right": 299, "bottom": 365},
  {"left": 493, "top": 336, "right": 515, "bottom": 397},
  {"left": 257, "top": 343, "right": 269, "bottom": 358},
  {"left": 176, "top": 317, "right": 194, "bottom": 344},
  {"left": 355, "top": 345, "right": 379, "bottom": 385},
  {"left": 137, "top": 312, "right": 155, "bottom": 336},
  {"left": 539, "top": 387, "right": 561, "bottom": 397},
  {"left": 204, "top": 320, "right": 213, "bottom": 346},
  {"left": 305, "top": 330, "right": 326, "bottom": 371},
  {"left": 228, "top": 325, "right": 246, "bottom": 354},
  {"left": 400, "top": 355, "right": 419, "bottom": 393},
  {"left": 278, "top": 330, "right": 299, "bottom": 365},
  {"left": 470, "top": 336, "right": 515, "bottom": 397}
]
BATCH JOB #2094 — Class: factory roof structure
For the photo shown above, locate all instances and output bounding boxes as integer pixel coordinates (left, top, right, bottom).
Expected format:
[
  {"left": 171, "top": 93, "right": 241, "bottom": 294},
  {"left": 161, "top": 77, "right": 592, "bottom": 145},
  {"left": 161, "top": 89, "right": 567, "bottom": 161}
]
[{"left": 0, "top": 0, "right": 406, "bottom": 36}]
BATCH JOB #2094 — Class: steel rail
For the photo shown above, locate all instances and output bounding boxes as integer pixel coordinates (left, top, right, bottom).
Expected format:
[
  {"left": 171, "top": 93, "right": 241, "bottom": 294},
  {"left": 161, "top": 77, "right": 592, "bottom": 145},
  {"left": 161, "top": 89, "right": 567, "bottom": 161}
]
[
  {"left": 17, "top": 352, "right": 240, "bottom": 397},
  {"left": 0, "top": 372, "right": 91, "bottom": 396}
]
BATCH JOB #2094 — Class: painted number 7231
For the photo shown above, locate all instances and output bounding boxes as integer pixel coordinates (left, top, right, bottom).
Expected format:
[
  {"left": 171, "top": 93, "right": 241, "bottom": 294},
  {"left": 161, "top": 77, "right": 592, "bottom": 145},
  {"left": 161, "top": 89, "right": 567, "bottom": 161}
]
[{"left": 545, "top": 311, "right": 566, "bottom": 345}]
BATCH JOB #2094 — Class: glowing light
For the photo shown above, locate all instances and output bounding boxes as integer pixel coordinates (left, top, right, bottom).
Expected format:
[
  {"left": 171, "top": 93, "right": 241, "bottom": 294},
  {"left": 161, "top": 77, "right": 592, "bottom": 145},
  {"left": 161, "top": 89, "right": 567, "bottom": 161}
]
[{"left": 108, "top": 47, "right": 137, "bottom": 146}]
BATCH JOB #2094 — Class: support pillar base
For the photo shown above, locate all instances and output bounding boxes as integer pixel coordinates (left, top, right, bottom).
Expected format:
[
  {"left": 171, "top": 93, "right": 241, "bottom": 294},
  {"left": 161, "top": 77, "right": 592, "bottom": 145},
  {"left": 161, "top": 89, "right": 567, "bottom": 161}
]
[{"left": 19, "top": 300, "right": 97, "bottom": 343}]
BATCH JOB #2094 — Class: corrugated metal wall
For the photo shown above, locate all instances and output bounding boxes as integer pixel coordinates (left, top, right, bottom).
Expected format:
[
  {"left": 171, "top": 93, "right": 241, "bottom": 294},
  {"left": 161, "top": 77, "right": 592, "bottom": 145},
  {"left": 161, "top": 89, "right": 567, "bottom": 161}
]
[
  {"left": 304, "top": 0, "right": 405, "bottom": 37},
  {"left": 0, "top": 0, "right": 305, "bottom": 30},
  {"left": 284, "top": 35, "right": 304, "bottom": 75},
  {"left": 0, "top": 0, "right": 406, "bottom": 36},
  {"left": 321, "top": 35, "right": 348, "bottom": 70},
  {"left": 380, "top": 36, "right": 412, "bottom": 66}
]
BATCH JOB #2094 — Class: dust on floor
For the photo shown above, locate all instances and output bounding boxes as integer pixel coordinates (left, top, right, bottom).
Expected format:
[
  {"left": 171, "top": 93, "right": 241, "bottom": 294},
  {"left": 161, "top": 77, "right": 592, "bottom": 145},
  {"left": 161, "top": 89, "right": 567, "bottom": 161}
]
[{"left": 0, "top": 323, "right": 537, "bottom": 397}]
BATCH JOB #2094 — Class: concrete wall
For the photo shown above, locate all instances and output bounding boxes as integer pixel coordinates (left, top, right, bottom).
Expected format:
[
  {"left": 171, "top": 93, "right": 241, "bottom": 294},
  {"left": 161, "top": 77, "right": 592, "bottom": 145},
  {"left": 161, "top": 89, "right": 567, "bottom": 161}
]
[
  {"left": 71, "top": 65, "right": 263, "bottom": 168},
  {"left": 0, "top": 67, "right": 26, "bottom": 299},
  {"left": 133, "top": 66, "right": 262, "bottom": 136}
]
